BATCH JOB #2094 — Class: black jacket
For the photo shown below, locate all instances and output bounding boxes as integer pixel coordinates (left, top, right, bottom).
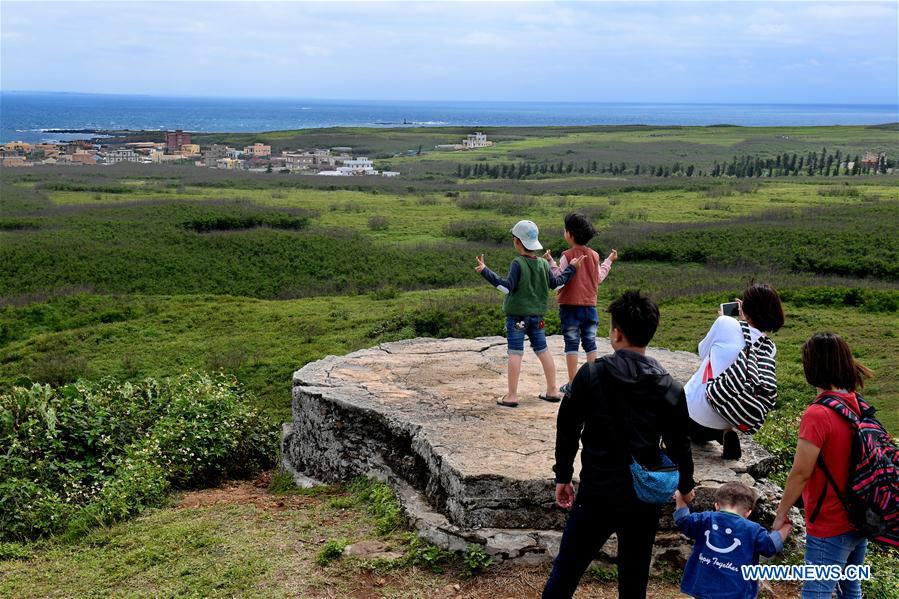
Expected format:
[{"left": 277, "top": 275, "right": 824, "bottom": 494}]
[{"left": 553, "top": 349, "right": 695, "bottom": 502}]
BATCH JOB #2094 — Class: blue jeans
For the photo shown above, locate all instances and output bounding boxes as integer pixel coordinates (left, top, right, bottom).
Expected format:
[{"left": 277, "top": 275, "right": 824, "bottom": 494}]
[
  {"left": 543, "top": 498, "right": 660, "bottom": 598},
  {"left": 559, "top": 305, "right": 598, "bottom": 356},
  {"left": 505, "top": 315, "right": 548, "bottom": 355},
  {"left": 802, "top": 532, "right": 867, "bottom": 599}
]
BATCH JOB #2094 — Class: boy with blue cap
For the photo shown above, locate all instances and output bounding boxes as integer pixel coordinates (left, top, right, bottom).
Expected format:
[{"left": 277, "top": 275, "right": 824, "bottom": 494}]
[{"left": 476, "top": 220, "right": 583, "bottom": 407}]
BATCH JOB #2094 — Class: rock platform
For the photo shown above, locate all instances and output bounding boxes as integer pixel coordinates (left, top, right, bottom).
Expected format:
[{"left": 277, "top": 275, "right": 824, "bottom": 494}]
[{"left": 282, "top": 336, "right": 801, "bottom": 565}]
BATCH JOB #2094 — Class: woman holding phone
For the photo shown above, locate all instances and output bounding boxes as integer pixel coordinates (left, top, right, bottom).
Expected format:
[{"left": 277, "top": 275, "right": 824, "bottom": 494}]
[{"left": 683, "top": 283, "right": 785, "bottom": 459}]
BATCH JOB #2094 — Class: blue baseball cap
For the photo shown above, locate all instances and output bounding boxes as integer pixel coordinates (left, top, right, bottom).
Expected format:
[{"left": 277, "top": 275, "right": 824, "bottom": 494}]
[{"left": 511, "top": 220, "right": 543, "bottom": 251}]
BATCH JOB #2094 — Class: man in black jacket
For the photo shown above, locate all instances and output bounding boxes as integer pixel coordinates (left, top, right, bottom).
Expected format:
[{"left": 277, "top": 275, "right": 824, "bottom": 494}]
[{"left": 543, "top": 291, "right": 695, "bottom": 599}]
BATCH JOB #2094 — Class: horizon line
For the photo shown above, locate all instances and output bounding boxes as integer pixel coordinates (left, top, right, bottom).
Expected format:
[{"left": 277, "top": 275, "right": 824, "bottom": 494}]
[{"left": 2, "top": 89, "right": 897, "bottom": 108}]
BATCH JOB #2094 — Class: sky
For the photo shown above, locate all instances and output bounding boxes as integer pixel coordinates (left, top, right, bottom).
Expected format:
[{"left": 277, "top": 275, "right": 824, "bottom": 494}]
[{"left": 1, "top": 1, "right": 897, "bottom": 104}]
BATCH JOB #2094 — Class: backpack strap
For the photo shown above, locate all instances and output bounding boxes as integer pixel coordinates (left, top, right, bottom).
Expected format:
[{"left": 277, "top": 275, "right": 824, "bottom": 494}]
[
  {"left": 809, "top": 456, "right": 851, "bottom": 523},
  {"left": 807, "top": 394, "right": 861, "bottom": 524},
  {"left": 814, "top": 394, "right": 861, "bottom": 425}
]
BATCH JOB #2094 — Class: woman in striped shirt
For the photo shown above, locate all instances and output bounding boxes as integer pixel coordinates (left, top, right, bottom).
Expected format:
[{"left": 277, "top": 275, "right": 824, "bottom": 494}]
[{"left": 683, "top": 283, "right": 785, "bottom": 459}]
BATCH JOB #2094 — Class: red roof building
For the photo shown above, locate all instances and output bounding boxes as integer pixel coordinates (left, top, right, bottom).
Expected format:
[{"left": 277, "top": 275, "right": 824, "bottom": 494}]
[{"left": 165, "top": 130, "right": 191, "bottom": 153}]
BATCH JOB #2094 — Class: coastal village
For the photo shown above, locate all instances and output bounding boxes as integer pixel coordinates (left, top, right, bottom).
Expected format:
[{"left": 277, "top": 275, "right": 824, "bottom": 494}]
[{"left": 0, "top": 130, "right": 496, "bottom": 175}]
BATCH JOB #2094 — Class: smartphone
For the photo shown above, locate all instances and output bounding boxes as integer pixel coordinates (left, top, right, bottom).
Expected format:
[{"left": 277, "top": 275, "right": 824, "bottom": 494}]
[{"left": 721, "top": 302, "right": 740, "bottom": 318}]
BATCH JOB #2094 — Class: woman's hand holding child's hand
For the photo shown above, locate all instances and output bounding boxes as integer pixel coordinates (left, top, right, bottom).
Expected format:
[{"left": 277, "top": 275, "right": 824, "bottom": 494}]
[{"left": 475, "top": 254, "right": 486, "bottom": 273}]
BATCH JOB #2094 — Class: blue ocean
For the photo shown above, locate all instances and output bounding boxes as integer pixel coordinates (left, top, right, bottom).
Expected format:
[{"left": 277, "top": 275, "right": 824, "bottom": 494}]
[{"left": 2, "top": 91, "right": 897, "bottom": 144}]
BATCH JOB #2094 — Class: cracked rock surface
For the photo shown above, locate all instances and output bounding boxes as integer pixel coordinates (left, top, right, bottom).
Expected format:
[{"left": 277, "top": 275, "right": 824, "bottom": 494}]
[{"left": 282, "top": 336, "right": 800, "bottom": 563}]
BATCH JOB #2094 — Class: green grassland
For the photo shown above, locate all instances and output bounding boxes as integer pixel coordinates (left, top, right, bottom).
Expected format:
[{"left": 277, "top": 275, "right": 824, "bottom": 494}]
[{"left": 2, "top": 125, "right": 898, "bottom": 595}]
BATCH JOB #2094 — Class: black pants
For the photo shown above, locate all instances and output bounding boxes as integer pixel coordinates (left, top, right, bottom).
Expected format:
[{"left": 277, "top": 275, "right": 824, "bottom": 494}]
[
  {"left": 687, "top": 417, "right": 724, "bottom": 443},
  {"left": 542, "top": 497, "right": 661, "bottom": 599}
]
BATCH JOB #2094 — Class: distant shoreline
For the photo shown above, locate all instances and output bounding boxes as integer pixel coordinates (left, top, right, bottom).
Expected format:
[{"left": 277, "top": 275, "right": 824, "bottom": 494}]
[{"left": 5, "top": 93, "right": 897, "bottom": 144}]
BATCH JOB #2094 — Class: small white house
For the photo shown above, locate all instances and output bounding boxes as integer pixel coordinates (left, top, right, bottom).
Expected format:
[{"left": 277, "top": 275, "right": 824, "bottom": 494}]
[
  {"left": 338, "top": 157, "right": 376, "bottom": 175},
  {"left": 462, "top": 132, "right": 490, "bottom": 149}
]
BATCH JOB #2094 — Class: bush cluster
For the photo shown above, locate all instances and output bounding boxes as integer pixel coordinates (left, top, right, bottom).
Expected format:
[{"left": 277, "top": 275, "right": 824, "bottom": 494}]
[
  {"left": 0, "top": 373, "right": 276, "bottom": 541},
  {"left": 455, "top": 193, "right": 536, "bottom": 215},
  {"left": 183, "top": 214, "right": 309, "bottom": 233},
  {"left": 600, "top": 202, "right": 899, "bottom": 281},
  {"left": 443, "top": 220, "right": 508, "bottom": 244}
]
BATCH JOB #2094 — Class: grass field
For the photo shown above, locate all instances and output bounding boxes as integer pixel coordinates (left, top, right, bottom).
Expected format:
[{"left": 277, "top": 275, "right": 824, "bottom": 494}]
[{"left": 2, "top": 124, "right": 898, "bottom": 596}]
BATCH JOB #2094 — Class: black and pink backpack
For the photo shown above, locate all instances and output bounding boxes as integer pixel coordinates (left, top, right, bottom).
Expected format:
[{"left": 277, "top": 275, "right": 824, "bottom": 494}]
[{"left": 809, "top": 394, "right": 899, "bottom": 547}]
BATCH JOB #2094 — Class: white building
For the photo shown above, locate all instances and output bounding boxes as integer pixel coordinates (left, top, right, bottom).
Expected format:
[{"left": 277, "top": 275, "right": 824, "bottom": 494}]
[
  {"left": 105, "top": 148, "right": 140, "bottom": 164},
  {"left": 337, "top": 157, "right": 376, "bottom": 175},
  {"left": 462, "top": 132, "right": 491, "bottom": 149}
]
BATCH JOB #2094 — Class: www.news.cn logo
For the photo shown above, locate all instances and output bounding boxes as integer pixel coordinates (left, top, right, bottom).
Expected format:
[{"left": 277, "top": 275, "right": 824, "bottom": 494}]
[{"left": 741, "top": 564, "right": 871, "bottom": 581}]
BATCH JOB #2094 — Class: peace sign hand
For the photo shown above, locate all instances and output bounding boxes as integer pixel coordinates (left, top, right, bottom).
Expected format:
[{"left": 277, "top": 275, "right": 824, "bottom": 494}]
[{"left": 475, "top": 254, "right": 486, "bottom": 273}]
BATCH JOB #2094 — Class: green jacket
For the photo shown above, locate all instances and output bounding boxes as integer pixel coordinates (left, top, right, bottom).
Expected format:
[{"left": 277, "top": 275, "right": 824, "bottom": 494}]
[{"left": 480, "top": 255, "right": 576, "bottom": 316}]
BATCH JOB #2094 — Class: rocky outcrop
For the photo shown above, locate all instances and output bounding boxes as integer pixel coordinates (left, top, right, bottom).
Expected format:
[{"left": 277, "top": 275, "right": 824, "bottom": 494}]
[{"left": 282, "top": 336, "right": 802, "bottom": 565}]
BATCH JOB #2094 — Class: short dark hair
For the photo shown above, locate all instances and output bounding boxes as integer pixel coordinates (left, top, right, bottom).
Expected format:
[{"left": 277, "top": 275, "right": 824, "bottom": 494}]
[
  {"left": 741, "top": 283, "right": 785, "bottom": 332},
  {"left": 564, "top": 212, "right": 596, "bottom": 245},
  {"left": 607, "top": 290, "right": 659, "bottom": 347},
  {"left": 801, "top": 332, "right": 873, "bottom": 392},
  {"left": 715, "top": 482, "right": 758, "bottom": 512}
]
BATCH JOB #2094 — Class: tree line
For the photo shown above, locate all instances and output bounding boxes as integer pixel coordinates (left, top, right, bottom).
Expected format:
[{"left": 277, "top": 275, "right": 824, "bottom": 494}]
[{"left": 455, "top": 148, "right": 894, "bottom": 180}]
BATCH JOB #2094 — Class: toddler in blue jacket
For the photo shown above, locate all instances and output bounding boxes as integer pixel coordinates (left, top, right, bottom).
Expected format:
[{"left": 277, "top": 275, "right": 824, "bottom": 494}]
[{"left": 674, "top": 482, "right": 792, "bottom": 599}]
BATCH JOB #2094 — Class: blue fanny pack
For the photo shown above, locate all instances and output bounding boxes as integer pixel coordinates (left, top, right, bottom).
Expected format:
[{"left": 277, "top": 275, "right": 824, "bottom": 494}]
[{"left": 630, "top": 451, "right": 679, "bottom": 504}]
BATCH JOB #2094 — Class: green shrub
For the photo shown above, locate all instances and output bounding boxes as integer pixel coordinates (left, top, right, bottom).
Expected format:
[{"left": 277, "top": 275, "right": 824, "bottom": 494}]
[
  {"left": 0, "top": 541, "right": 31, "bottom": 561},
  {"left": 443, "top": 220, "right": 508, "bottom": 244},
  {"left": 588, "top": 564, "right": 618, "bottom": 582},
  {"left": 316, "top": 540, "right": 346, "bottom": 566},
  {"left": 862, "top": 546, "right": 899, "bottom": 599},
  {"left": 456, "top": 193, "right": 536, "bottom": 215},
  {"left": 268, "top": 469, "right": 299, "bottom": 494},
  {"left": 0, "top": 374, "right": 276, "bottom": 541},
  {"left": 367, "top": 216, "right": 390, "bottom": 231},
  {"left": 349, "top": 478, "right": 404, "bottom": 535},
  {"left": 461, "top": 544, "right": 492, "bottom": 577},
  {"left": 403, "top": 535, "right": 453, "bottom": 573},
  {"left": 817, "top": 185, "right": 860, "bottom": 197},
  {"left": 369, "top": 286, "right": 399, "bottom": 301},
  {"left": 26, "top": 351, "right": 90, "bottom": 386},
  {"left": 580, "top": 204, "right": 611, "bottom": 221}
]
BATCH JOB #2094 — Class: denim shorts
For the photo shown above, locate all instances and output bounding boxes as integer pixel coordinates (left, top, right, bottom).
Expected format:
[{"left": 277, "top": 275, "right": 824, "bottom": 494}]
[
  {"left": 559, "top": 305, "right": 599, "bottom": 355},
  {"left": 505, "top": 315, "right": 548, "bottom": 355}
]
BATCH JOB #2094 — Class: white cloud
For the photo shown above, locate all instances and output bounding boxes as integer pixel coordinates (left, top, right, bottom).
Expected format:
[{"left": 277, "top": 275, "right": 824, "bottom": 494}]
[
  {"left": 0, "top": 1, "right": 895, "bottom": 103},
  {"left": 301, "top": 45, "right": 331, "bottom": 58},
  {"left": 747, "top": 23, "right": 792, "bottom": 37},
  {"left": 458, "top": 31, "right": 512, "bottom": 47}
]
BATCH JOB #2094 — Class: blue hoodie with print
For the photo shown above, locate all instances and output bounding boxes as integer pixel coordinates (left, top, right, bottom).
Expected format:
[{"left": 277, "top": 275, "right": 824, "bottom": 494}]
[{"left": 674, "top": 508, "right": 784, "bottom": 599}]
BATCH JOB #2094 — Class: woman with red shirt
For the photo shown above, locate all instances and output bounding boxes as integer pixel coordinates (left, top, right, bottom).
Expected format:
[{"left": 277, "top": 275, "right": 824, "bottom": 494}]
[{"left": 773, "top": 333, "right": 874, "bottom": 599}]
